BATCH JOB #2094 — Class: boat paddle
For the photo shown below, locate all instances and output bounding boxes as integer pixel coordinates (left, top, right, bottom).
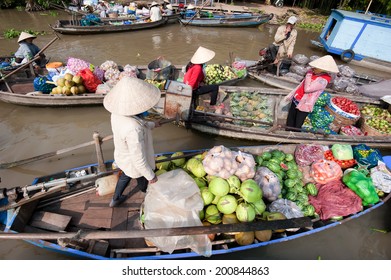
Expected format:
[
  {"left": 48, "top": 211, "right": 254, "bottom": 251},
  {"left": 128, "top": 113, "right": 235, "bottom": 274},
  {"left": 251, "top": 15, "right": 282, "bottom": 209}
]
[
  {"left": 0, "top": 113, "right": 182, "bottom": 170},
  {"left": 182, "top": 0, "right": 211, "bottom": 27},
  {"left": 0, "top": 134, "right": 114, "bottom": 170},
  {"left": 0, "top": 217, "right": 312, "bottom": 240}
]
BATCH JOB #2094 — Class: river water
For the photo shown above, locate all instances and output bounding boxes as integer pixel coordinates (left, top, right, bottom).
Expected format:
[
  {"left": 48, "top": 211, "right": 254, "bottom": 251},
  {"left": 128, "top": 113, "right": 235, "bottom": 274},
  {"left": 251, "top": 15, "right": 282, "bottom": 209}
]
[{"left": 0, "top": 9, "right": 390, "bottom": 260}]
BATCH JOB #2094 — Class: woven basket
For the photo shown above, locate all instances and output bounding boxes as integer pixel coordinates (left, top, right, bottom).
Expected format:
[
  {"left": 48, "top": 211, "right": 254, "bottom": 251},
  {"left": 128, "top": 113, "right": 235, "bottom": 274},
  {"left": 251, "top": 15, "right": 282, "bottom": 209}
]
[
  {"left": 361, "top": 119, "right": 389, "bottom": 136},
  {"left": 325, "top": 104, "right": 359, "bottom": 132}
]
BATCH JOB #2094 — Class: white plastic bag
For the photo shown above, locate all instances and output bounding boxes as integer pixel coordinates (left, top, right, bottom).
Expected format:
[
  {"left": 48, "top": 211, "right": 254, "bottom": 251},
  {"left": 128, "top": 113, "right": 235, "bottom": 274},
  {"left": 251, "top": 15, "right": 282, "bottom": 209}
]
[
  {"left": 268, "top": 198, "right": 303, "bottom": 232},
  {"left": 370, "top": 161, "right": 391, "bottom": 193},
  {"left": 202, "top": 145, "right": 238, "bottom": 179},
  {"left": 143, "top": 169, "right": 212, "bottom": 257}
]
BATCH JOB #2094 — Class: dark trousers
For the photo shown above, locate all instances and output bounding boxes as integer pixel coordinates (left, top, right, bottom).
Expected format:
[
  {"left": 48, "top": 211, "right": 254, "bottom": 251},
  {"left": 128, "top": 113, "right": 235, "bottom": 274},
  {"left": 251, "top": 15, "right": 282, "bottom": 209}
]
[
  {"left": 194, "top": 84, "right": 219, "bottom": 106},
  {"left": 113, "top": 171, "right": 148, "bottom": 200},
  {"left": 286, "top": 102, "right": 309, "bottom": 129}
]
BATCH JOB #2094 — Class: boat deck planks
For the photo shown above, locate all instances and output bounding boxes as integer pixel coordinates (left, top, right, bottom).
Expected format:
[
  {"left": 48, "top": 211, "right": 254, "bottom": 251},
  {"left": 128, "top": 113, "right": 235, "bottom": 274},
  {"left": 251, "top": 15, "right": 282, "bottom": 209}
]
[{"left": 30, "top": 211, "right": 72, "bottom": 232}]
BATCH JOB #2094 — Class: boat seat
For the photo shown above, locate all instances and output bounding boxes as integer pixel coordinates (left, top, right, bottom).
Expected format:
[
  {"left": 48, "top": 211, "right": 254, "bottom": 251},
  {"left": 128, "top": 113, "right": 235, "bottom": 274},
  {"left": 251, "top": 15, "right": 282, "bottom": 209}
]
[{"left": 30, "top": 211, "right": 72, "bottom": 232}]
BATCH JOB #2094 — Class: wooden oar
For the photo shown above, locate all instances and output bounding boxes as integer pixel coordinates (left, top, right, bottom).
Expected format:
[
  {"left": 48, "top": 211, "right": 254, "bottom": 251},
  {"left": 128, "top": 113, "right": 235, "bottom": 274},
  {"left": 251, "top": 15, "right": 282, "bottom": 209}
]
[
  {"left": 0, "top": 217, "right": 312, "bottom": 240},
  {"left": 182, "top": 0, "right": 210, "bottom": 27},
  {"left": 0, "top": 113, "right": 182, "bottom": 170},
  {"left": 0, "top": 134, "right": 113, "bottom": 169}
]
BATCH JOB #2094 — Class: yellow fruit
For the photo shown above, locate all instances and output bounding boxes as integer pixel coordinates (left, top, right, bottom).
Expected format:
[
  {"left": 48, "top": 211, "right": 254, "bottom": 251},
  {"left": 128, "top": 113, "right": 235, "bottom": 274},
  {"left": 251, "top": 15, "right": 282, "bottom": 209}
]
[
  {"left": 65, "top": 80, "right": 74, "bottom": 87},
  {"left": 254, "top": 230, "right": 272, "bottom": 242},
  {"left": 64, "top": 73, "right": 73, "bottom": 81},
  {"left": 70, "top": 86, "right": 79, "bottom": 95},
  {"left": 56, "top": 77, "right": 65, "bottom": 87},
  {"left": 235, "top": 231, "right": 255, "bottom": 246},
  {"left": 72, "top": 75, "right": 83, "bottom": 85},
  {"left": 62, "top": 86, "right": 71, "bottom": 96},
  {"left": 78, "top": 85, "right": 86, "bottom": 94}
]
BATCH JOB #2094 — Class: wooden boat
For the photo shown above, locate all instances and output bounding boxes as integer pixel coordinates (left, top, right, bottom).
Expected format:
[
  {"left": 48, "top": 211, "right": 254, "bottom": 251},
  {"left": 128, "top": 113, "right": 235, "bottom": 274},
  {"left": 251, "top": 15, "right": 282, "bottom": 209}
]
[
  {"left": 0, "top": 132, "right": 389, "bottom": 259},
  {"left": 158, "top": 85, "right": 391, "bottom": 148},
  {"left": 310, "top": 9, "right": 391, "bottom": 72},
  {"left": 247, "top": 68, "right": 382, "bottom": 95},
  {"left": 0, "top": 65, "right": 246, "bottom": 107},
  {"left": 179, "top": 13, "right": 273, "bottom": 27},
  {"left": 49, "top": 17, "right": 168, "bottom": 35},
  {"left": 51, "top": 2, "right": 181, "bottom": 24}
]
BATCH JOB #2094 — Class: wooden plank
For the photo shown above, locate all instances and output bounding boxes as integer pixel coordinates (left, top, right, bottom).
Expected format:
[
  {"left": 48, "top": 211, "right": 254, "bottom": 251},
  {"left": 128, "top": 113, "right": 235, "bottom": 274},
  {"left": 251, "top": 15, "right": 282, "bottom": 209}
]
[
  {"left": 30, "top": 211, "right": 72, "bottom": 232},
  {"left": 79, "top": 208, "right": 113, "bottom": 229},
  {"left": 124, "top": 210, "right": 146, "bottom": 249}
]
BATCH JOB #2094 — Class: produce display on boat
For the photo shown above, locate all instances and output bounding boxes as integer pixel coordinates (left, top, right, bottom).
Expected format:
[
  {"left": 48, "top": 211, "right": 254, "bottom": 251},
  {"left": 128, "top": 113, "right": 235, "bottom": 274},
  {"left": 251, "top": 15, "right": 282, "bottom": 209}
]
[
  {"left": 204, "top": 64, "right": 243, "bottom": 85},
  {"left": 1, "top": 138, "right": 390, "bottom": 259},
  {"left": 149, "top": 143, "right": 388, "bottom": 249},
  {"left": 194, "top": 86, "right": 391, "bottom": 138}
]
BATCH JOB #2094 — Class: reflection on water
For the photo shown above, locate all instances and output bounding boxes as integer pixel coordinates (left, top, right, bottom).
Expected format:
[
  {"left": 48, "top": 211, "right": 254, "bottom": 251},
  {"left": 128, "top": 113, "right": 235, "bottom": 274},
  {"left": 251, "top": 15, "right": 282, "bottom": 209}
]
[{"left": 0, "top": 9, "right": 391, "bottom": 260}]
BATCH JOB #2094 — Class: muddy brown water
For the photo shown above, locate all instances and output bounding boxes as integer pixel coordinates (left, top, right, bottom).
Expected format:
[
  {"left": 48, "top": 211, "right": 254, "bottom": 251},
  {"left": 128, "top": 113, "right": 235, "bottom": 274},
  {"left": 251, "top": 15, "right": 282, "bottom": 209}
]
[{"left": 0, "top": 10, "right": 390, "bottom": 260}]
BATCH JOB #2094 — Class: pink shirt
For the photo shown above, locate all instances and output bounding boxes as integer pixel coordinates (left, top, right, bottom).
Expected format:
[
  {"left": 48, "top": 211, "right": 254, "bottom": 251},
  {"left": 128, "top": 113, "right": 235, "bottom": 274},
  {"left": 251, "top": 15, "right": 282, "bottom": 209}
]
[{"left": 290, "top": 71, "right": 331, "bottom": 112}]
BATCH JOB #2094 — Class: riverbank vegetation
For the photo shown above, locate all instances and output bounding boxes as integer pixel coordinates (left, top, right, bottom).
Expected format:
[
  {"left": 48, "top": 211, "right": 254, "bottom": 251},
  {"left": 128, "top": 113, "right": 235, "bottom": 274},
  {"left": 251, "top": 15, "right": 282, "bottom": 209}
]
[{"left": 1, "top": 0, "right": 391, "bottom": 14}]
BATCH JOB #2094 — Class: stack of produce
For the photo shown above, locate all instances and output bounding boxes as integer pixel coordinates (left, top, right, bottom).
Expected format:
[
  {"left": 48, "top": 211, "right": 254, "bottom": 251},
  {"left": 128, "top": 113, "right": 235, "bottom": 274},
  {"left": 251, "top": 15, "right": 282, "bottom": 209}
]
[
  {"left": 360, "top": 104, "right": 391, "bottom": 135},
  {"left": 304, "top": 92, "right": 335, "bottom": 134},
  {"left": 229, "top": 91, "right": 274, "bottom": 126},
  {"left": 255, "top": 149, "right": 316, "bottom": 217},
  {"left": 152, "top": 142, "right": 387, "bottom": 246},
  {"left": 51, "top": 73, "right": 86, "bottom": 95},
  {"left": 325, "top": 96, "right": 361, "bottom": 132},
  {"left": 204, "top": 64, "right": 237, "bottom": 85}
]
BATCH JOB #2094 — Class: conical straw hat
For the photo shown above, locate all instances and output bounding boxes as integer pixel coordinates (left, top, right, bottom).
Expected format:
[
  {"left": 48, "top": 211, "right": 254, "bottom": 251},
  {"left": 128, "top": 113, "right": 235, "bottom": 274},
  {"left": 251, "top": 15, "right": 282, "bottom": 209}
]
[
  {"left": 187, "top": 4, "right": 195, "bottom": 10},
  {"left": 308, "top": 55, "right": 339, "bottom": 73},
  {"left": 150, "top": 1, "right": 159, "bottom": 7},
  {"left": 190, "top": 46, "right": 215, "bottom": 64},
  {"left": 163, "top": 0, "right": 170, "bottom": 4},
  {"left": 103, "top": 77, "right": 161, "bottom": 116},
  {"left": 18, "top": 32, "right": 37, "bottom": 43},
  {"left": 166, "top": 4, "right": 173, "bottom": 10}
]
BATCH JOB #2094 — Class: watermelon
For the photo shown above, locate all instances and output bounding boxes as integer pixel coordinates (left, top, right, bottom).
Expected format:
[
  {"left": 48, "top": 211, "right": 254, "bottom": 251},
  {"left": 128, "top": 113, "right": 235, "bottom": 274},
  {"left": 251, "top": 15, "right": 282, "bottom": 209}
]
[{"left": 305, "top": 183, "right": 318, "bottom": 196}]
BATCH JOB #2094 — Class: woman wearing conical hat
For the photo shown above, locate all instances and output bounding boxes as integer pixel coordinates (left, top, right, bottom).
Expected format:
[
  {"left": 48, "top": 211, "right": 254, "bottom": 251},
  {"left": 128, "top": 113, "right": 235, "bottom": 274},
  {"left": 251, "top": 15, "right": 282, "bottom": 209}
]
[
  {"left": 284, "top": 55, "right": 339, "bottom": 129},
  {"left": 14, "top": 31, "right": 47, "bottom": 69},
  {"left": 183, "top": 46, "right": 219, "bottom": 107},
  {"left": 103, "top": 77, "right": 162, "bottom": 207},
  {"left": 149, "top": 1, "right": 162, "bottom": 21}
]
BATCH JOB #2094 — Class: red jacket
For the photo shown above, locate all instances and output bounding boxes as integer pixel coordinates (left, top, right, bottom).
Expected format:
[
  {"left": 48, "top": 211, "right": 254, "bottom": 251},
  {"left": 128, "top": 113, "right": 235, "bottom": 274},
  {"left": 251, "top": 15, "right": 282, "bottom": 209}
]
[{"left": 183, "top": 64, "right": 204, "bottom": 89}]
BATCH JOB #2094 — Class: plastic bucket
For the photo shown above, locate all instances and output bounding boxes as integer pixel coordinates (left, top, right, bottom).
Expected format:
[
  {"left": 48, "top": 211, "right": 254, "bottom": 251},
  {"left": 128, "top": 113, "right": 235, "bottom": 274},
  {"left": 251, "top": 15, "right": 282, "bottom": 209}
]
[
  {"left": 147, "top": 58, "right": 173, "bottom": 81},
  {"left": 95, "top": 174, "right": 119, "bottom": 196}
]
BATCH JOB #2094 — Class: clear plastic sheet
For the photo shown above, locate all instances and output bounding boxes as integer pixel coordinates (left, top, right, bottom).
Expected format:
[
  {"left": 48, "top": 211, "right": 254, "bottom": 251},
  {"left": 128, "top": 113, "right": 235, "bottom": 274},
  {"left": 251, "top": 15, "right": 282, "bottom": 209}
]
[{"left": 144, "top": 169, "right": 212, "bottom": 257}]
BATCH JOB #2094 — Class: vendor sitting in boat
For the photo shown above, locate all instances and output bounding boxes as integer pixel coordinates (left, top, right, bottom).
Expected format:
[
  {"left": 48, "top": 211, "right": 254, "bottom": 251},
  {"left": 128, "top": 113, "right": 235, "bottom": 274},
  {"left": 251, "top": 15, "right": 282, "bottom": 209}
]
[
  {"left": 163, "top": 4, "right": 174, "bottom": 15},
  {"left": 149, "top": 1, "right": 162, "bottom": 21},
  {"left": 14, "top": 32, "right": 47, "bottom": 69}
]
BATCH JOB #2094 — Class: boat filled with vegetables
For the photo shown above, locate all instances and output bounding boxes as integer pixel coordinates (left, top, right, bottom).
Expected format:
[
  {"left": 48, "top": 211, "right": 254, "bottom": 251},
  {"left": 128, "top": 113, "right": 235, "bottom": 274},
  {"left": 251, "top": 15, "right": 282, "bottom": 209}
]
[
  {"left": 0, "top": 57, "right": 246, "bottom": 107},
  {"left": 159, "top": 84, "right": 391, "bottom": 148},
  {"left": 0, "top": 133, "right": 390, "bottom": 259}
]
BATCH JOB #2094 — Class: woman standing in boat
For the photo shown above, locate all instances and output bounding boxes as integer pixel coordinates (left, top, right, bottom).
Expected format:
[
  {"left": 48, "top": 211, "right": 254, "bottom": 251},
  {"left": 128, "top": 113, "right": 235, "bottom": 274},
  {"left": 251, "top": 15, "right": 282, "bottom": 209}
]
[
  {"left": 184, "top": 46, "right": 219, "bottom": 108},
  {"left": 284, "top": 55, "right": 339, "bottom": 130},
  {"left": 103, "top": 77, "right": 161, "bottom": 207}
]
